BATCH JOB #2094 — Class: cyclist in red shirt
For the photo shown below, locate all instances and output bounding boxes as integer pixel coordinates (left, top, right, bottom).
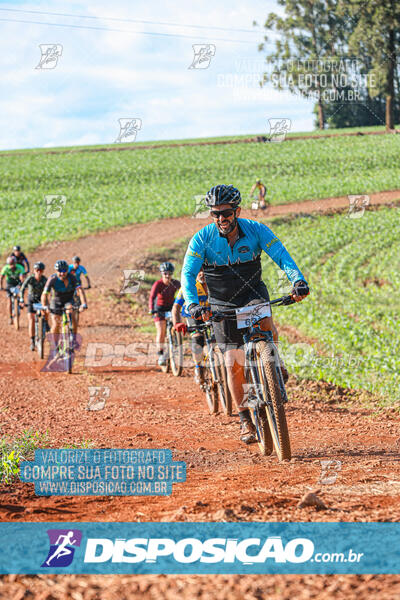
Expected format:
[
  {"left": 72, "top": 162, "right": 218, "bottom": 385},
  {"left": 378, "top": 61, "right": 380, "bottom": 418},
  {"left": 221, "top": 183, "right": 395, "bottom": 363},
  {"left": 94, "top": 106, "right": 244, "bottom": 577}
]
[{"left": 148, "top": 262, "right": 180, "bottom": 366}]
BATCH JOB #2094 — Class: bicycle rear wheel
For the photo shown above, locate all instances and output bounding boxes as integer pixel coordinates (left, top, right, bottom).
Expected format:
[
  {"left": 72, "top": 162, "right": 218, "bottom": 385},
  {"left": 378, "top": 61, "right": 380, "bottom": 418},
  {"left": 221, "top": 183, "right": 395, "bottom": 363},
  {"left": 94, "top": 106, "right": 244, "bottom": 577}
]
[
  {"left": 169, "top": 329, "right": 183, "bottom": 377},
  {"left": 14, "top": 296, "right": 20, "bottom": 330},
  {"left": 255, "top": 341, "right": 291, "bottom": 461},
  {"left": 214, "top": 348, "right": 232, "bottom": 416}
]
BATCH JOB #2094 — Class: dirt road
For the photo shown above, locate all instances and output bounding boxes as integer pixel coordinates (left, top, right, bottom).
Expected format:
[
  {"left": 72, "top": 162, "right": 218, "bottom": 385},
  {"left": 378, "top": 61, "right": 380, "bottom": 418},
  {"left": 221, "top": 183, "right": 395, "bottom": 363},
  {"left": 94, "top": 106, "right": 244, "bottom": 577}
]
[{"left": 1, "top": 193, "right": 399, "bottom": 598}]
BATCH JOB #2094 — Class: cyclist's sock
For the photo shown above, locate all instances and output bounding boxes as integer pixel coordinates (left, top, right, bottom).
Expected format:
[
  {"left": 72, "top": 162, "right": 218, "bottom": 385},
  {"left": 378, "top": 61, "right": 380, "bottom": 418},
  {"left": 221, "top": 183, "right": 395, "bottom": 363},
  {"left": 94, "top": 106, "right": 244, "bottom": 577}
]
[{"left": 239, "top": 409, "right": 251, "bottom": 423}]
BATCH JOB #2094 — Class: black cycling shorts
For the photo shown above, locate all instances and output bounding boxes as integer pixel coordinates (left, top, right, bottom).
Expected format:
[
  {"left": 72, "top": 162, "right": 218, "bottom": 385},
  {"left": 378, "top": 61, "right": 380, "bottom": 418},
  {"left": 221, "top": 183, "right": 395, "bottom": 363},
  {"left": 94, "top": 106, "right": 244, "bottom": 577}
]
[
  {"left": 211, "top": 282, "right": 270, "bottom": 352},
  {"left": 50, "top": 297, "right": 74, "bottom": 316},
  {"left": 184, "top": 316, "right": 203, "bottom": 335},
  {"left": 27, "top": 296, "right": 42, "bottom": 314}
]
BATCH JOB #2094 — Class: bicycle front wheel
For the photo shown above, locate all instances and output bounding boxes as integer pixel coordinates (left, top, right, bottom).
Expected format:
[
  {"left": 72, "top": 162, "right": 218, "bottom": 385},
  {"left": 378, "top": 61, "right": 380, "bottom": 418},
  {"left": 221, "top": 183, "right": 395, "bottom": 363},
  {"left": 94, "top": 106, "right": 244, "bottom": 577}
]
[
  {"left": 255, "top": 341, "right": 291, "bottom": 461},
  {"left": 14, "top": 296, "right": 20, "bottom": 331},
  {"left": 38, "top": 315, "right": 45, "bottom": 359},
  {"left": 169, "top": 329, "right": 183, "bottom": 377}
]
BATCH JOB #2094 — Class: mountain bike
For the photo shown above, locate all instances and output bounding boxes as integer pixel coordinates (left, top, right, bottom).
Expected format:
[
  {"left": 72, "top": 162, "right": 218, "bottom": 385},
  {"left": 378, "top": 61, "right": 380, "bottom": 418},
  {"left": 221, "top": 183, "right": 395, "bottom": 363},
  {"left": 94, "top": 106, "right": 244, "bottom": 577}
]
[
  {"left": 9, "top": 286, "right": 21, "bottom": 330},
  {"left": 57, "top": 303, "right": 77, "bottom": 374},
  {"left": 187, "top": 322, "right": 232, "bottom": 416},
  {"left": 159, "top": 311, "right": 183, "bottom": 377},
  {"left": 32, "top": 303, "right": 48, "bottom": 359},
  {"left": 211, "top": 295, "right": 294, "bottom": 460},
  {"left": 249, "top": 194, "right": 270, "bottom": 216}
]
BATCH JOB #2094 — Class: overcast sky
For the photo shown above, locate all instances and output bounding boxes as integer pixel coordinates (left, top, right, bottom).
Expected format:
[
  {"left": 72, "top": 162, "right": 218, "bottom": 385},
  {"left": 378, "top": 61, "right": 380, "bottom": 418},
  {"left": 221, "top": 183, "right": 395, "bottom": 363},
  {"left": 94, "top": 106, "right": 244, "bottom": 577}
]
[{"left": 0, "top": 0, "right": 315, "bottom": 150}]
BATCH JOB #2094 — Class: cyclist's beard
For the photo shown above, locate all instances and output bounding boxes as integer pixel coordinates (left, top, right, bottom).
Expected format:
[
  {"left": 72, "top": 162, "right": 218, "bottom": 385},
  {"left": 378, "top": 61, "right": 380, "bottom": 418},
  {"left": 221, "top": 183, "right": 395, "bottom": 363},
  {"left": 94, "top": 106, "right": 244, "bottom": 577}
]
[{"left": 217, "top": 217, "right": 237, "bottom": 237}]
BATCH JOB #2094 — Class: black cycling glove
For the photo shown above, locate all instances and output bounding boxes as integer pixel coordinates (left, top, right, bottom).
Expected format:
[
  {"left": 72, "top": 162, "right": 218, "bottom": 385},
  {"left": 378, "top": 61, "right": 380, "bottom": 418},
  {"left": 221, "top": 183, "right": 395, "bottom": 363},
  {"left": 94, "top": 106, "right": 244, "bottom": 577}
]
[
  {"left": 291, "top": 280, "right": 309, "bottom": 298},
  {"left": 188, "top": 304, "right": 205, "bottom": 320}
]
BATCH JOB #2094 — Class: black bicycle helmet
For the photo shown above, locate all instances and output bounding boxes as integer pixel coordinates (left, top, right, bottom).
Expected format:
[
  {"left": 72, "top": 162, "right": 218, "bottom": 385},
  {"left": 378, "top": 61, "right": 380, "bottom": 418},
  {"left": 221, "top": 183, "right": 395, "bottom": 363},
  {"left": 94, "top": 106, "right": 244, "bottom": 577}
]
[
  {"left": 72, "top": 256, "right": 80, "bottom": 263},
  {"left": 205, "top": 184, "right": 241, "bottom": 208},
  {"left": 34, "top": 261, "right": 45, "bottom": 270},
  {"left": 54, "top": 259, "right": 68, "bottom": 272},
  {"left": 7, "top": 256, "right": 16, "bottom": 265},
  {"left": 13, "top": 245, "right": 21, "bottom": 251},
  {"left": 159, "top": 262, "right": 174, "bottom": 273}
]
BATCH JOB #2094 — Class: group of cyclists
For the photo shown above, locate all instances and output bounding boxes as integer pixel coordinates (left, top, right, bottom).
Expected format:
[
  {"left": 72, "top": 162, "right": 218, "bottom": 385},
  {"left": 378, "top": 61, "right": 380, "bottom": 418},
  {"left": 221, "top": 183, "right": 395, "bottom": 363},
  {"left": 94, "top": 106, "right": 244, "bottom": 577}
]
[
  {"left": 0, "top": 250, "right": 90, "bottom": 350},
  {"left": 1, "top": 182, "right": 309, "bottom": 446},
  {"left": 149, "top": 183, "right": 309, "bottom": 445}
]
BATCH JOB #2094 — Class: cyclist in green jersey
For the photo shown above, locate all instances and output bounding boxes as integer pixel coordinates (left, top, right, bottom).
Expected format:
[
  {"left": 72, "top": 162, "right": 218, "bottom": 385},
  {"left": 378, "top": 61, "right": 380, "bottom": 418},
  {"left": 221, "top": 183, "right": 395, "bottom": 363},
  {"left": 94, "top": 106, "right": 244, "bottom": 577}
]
[
  {"left": 1, "top": 256, "right": 25, "bottom": 324},
  {"left": 19, "top": 261, "right": 49, "bottom": 350}
]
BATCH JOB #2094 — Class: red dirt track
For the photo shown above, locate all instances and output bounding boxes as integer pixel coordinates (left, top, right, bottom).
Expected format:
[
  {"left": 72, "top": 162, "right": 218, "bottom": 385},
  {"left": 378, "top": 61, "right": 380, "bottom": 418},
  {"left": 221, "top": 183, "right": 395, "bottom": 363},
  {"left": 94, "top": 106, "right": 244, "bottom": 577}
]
[{"left": 1, "top": 192, "right": 400, "bottom": 598}]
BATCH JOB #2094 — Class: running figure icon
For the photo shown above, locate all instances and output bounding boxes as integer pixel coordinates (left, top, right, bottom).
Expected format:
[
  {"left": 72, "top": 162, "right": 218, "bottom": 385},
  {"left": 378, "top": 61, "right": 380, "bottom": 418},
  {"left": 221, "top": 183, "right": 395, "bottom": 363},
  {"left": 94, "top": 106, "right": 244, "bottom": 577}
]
[
  {"left": 41, "top": 529, "right": 82, "bottom": 568},
  {"left": 46, "top": 531, "right": 77, "bottom": 565}
]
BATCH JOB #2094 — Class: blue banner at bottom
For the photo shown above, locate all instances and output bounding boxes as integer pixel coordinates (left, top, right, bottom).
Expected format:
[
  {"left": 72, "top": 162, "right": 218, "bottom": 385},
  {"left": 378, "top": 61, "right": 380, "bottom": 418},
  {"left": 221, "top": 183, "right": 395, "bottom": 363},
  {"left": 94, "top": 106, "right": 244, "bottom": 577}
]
[{"left": 0, "top": 522, "right": 399, "bottom": 574}]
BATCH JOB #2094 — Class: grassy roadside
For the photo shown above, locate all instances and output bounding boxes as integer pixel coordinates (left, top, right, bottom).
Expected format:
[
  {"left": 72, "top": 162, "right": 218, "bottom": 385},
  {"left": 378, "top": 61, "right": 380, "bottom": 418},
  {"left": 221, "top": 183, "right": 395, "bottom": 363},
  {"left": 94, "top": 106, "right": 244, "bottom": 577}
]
[{"left": 0, "top": 429, "right": 95, "bottom": 486}]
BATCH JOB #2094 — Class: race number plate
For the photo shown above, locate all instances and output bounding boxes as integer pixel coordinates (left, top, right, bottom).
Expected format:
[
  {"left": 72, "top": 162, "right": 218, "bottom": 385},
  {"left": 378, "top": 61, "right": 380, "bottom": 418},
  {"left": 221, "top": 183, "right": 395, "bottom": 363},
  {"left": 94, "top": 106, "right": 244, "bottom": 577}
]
[{"left": 235, "top": 303, "right": 271, "bottom": 329}]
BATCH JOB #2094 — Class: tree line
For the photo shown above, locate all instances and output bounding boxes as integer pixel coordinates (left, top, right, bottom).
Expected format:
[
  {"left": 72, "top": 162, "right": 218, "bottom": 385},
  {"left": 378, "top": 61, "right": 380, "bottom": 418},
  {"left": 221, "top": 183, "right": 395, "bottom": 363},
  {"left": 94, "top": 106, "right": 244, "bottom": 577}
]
[{"left": 257, "top": 0, "right": 399, "bottom": 129}]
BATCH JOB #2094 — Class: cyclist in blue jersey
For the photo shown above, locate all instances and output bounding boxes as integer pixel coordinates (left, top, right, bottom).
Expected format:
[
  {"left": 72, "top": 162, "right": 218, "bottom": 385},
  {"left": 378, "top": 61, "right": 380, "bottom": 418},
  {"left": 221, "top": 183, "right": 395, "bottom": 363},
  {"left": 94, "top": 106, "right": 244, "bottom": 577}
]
[
  {"left": 41, "top": 260, "right": 88, "bottom": 336},
  {"left": 181, "top": 184, "right": 309, "bottom": 444},
  {"left": 68, "top": 256, "right": 91, "bottom": 288}
]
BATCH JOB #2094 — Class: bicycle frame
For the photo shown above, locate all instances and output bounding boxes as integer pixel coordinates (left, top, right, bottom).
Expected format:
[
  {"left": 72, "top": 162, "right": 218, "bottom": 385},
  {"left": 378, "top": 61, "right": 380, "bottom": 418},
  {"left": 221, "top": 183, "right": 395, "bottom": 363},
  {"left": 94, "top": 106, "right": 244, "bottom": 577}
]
[{"left": 188, "top": 322, "right": 219, "bottom": 381}]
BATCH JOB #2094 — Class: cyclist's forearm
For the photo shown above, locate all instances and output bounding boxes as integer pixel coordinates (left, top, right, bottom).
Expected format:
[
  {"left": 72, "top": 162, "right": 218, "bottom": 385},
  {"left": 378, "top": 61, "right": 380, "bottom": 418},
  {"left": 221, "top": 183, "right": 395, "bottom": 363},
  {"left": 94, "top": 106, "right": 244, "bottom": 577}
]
[
  {"left": 171, "top": 304, "right": 181, "bottom": 326},
  {"left": 41, "top": 292, "right": 49, "bottom": 306},
  {"left": 85, "top": 275, "right": 91, "bottom": 288},
  {"left": 78, "top": 288, "right": 87, "bottom": 304},
  {"left": 0, "top": 275, "right": 4, "bottom": 290},
  {"left": 19, "top": 277, "right": 29, "bottom": 295}
]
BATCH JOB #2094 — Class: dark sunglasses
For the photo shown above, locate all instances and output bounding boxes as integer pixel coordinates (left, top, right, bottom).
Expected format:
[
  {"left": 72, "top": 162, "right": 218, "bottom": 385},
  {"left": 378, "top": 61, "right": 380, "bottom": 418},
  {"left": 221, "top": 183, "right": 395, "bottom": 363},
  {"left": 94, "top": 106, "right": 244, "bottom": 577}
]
[
  {"left": 57, "top": 269, "right": 67, "bottom": 274},
  {"left": 210, "top": 208, "right": 235, "bottom": 219}
]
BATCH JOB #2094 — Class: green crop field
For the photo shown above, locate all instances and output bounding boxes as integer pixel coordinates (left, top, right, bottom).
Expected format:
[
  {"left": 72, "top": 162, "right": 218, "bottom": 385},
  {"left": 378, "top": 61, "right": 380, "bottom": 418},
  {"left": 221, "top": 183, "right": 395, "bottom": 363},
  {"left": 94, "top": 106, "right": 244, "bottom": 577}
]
[
  {"left": 258, "top": 206, "right": 400, "bottom": 405},
  {"left": 1, "top": 132, "right": 400, "bottom": 255}
]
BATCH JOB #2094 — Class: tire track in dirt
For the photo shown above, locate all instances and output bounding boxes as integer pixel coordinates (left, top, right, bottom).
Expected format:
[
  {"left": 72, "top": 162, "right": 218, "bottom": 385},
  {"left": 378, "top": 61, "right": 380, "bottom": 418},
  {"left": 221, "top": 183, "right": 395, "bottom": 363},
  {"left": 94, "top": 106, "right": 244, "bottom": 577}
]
[{"left": 1, "top": 127, "right": 398, "bottom": 158}]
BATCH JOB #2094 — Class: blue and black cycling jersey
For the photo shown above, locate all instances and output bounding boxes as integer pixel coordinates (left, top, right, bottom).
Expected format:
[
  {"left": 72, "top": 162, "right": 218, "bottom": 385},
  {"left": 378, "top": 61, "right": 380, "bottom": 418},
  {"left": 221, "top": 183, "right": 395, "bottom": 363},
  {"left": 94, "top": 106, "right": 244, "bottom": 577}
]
[
  {"left": 43, "top": 272, "right": 80, "bottom": 304},
  {"left": 181, "top": 218, "right": 307, "bottom": 307},
  {"left": 68, "top": 264, "right": 87, "bottom": 285}
]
